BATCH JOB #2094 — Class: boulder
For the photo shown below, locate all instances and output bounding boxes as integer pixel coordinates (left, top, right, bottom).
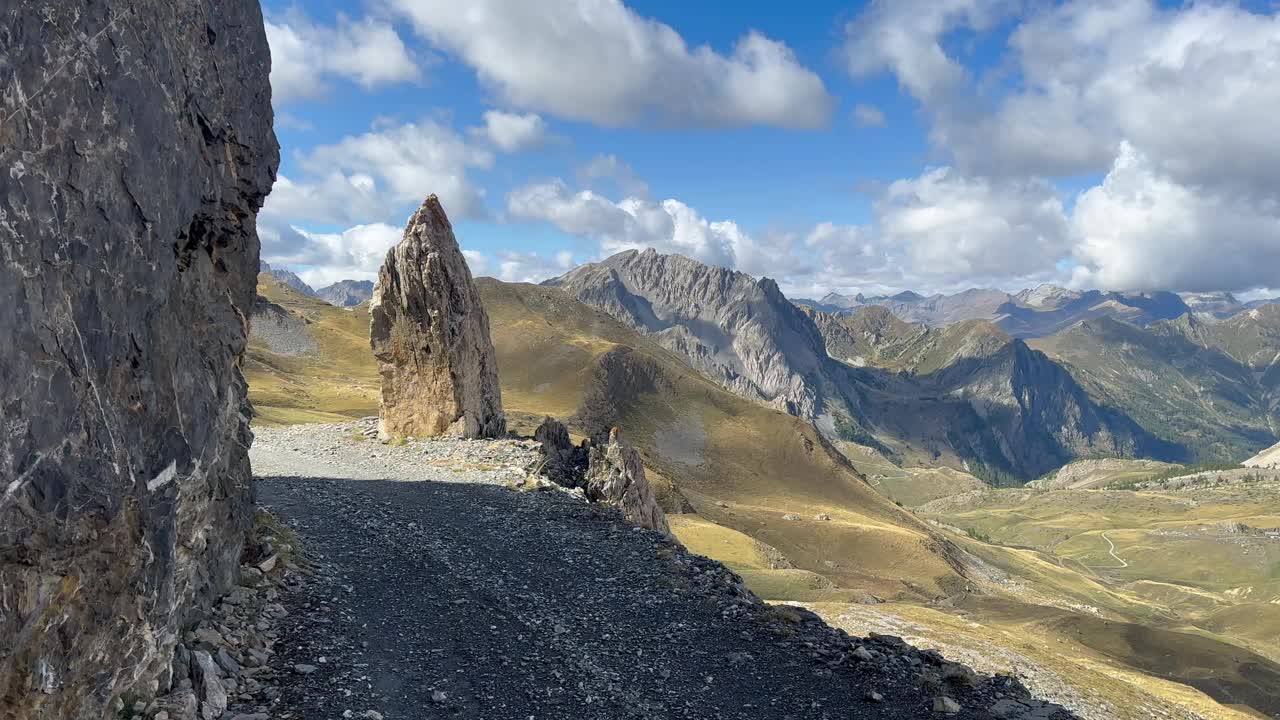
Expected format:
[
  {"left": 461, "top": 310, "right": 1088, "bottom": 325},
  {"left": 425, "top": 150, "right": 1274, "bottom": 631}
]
[
  {"left": 583, "top": 429, "right": 671, "bottom": 534},
  {"left": 0, "top": 1, "right": 277, "bottom": 716},
  {"left": 534, "top": 417, "right": 587, "bottom": 487},
  {"left": 370, "top": 196, "right": 505, "bottom": 440}
]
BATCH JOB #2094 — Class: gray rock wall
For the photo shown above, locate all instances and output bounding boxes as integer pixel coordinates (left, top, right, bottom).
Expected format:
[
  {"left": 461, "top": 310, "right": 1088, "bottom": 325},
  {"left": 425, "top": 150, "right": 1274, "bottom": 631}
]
[{"left": 0, "top": 1, "right": 277, "bottom": 716}]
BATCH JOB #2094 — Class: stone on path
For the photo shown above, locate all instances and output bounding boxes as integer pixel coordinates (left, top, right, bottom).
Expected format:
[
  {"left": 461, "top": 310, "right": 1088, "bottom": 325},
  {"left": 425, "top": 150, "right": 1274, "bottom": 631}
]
[{"left": 370, "top": 195, "right": 505, "bottom": 440}]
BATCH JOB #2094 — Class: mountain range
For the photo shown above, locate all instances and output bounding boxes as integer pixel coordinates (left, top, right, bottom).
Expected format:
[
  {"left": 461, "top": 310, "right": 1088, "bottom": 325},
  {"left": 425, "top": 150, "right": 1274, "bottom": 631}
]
[
  {"left": 259, "top": 261, "right": 373, "bottom": 307},
  {"left": 546, "top": 249, "right": 1177, "bottom": 481},
  {"left": 799, "top": 285, "right": 1278, "bottom": 338}
]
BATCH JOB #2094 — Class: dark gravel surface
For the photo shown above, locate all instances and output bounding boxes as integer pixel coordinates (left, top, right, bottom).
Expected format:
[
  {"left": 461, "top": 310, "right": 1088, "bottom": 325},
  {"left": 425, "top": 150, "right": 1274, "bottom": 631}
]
[{"left": 258, "top": 476, "right": 1074, "bottom": 720}]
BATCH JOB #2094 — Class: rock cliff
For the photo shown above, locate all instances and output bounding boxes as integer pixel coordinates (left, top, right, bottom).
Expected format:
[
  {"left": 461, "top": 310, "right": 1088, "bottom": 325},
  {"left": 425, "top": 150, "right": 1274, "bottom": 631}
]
[
  {"left": 0, "top": 1, "right": 277, "bottom": 716},
  {"left": 370, "top": 196, "right": 505, "bottom": 440},
  {"left": 546, "top": 249, "right": 833, "bottom": 417}
]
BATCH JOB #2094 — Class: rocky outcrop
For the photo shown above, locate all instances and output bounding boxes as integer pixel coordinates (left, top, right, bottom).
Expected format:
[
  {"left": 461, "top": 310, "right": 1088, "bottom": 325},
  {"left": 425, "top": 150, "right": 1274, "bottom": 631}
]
[
  {"left": 316, "top": 279, "right": 374, "bottom": 307},
  {"left": 583, "top": 428, "right": 671, "bottom": 534},
  {"left": 370, "top": 195, "right": 505, "bottom": 440},
  {"left": 0, "top": 1, "right": 277, "bottom": 717},
  {"left": 534, "top": 417, "right": 588, "bottom": 487},
  {"left": 533, "top": 418, "right": 668, "bottom": 534}
]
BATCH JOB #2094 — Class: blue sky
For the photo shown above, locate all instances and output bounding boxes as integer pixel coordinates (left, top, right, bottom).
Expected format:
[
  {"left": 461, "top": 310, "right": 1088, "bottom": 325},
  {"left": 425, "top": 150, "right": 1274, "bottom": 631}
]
[{"left": 258, "top": 0, "right": 1280, "bottom": 299}]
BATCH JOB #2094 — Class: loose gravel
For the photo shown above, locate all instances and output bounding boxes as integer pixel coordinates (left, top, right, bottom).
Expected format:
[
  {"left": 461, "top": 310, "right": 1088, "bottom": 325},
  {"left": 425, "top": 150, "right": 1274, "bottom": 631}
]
[{"left": 251, "top": 421, "right": 1074, "bottom": 719}]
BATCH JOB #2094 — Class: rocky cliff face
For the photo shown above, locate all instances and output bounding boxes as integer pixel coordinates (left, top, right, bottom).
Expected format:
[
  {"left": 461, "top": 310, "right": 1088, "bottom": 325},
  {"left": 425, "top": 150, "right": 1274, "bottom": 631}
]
[
  {"left": 0, "top": 1, "right": 277, "bottom": 717},
  {"left": 317, "top": 279, "right": 374, "bottom": 307},
  {"left": 370, "top": 196, "right": 505, "bottom": 440},
  {"left": 546, "top": 249, "right": 834, "bottom": 417}
]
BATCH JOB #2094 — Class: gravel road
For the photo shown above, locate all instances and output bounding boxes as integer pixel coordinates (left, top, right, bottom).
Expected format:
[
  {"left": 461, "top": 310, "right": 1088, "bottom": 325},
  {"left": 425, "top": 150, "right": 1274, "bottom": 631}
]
[{"left": 251, "top": 423, "right": 1073, "bottom": 720}]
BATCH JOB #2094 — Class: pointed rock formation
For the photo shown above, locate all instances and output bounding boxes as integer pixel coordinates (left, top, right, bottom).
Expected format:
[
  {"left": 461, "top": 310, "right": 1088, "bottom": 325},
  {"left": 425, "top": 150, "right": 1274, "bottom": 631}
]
[
  {"left": 584, "top": 428, "right": 671, "bottom": 535},
  {"left": 0, "top": 1, "right": 277, "bottom": 716},
  {"left": 370, "top": 196, "right": 505, "bottom": 440}
]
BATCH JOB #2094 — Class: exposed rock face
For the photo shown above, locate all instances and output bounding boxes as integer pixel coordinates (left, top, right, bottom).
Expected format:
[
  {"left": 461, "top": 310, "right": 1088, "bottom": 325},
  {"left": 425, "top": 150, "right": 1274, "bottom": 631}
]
[
  {"left": 533, "top": 418, "right": 668, "bottom": 533},
  {"left": 583, "top": 429, "right": 670, "bottom": 534},
  {"left": 370, "top": 196, "right": 505, "bottom": 440},
  {"left": 534, "top": 417, "right": 587, "bottom": 487},
  {"left": 546, "top": 249, "right": 832, "bottom": 417},
  {"left": 0, "top": 1, "right": 277, "bottom": 717},
  {"left": 317, "top": 279, "right": 375, "bottom": 307}
]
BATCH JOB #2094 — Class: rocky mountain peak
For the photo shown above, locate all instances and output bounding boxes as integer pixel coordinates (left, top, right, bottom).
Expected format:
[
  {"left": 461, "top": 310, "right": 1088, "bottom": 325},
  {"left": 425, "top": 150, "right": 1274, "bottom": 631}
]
[{"left": 546, "top": 248, "right": 832, "bottom": 417}]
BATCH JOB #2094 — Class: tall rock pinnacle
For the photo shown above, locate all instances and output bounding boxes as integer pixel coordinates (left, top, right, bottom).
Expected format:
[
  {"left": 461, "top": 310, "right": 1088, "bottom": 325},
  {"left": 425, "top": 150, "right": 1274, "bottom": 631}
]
[{"left": 370, "top": 195, "right": 506, "bottom": 440}]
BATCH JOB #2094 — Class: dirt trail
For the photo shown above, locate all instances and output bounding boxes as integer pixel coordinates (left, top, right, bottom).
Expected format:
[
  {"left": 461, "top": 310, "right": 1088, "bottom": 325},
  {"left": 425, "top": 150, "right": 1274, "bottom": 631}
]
[
  {"left": 1101, "top": 532, "right": 1129, "bottom": 569},
  {"left": 250, "top": 424, "right": 1074, "bottom": 719}
]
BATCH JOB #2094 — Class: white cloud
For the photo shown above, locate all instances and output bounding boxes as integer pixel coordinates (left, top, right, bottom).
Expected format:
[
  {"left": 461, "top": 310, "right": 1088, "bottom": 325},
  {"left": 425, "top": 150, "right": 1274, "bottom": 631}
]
[
  {"left": 266, "top": 13, "right": 421, "bottom": 104},
  {"left": 470, "top": 111, "right": 549, "bottom": 152},
  {"left": 577, "top": 154, "right": 650, "bottom": 199},
  {"left": 1069, "top": 143, "right": 1280, "bottom": 293},
  {"left": 258, "top": 221, "right": 403, "bottom": 288},
  {"left": 387, "top": 0, "right": 833, "bottom": 128},
  {"left": 852, "top": 104, "right": 887, "bottom": 128},
  {"left": 843, "top": 0, "right": 1016, "bottom": 105},
  {"left": 877, "top": 167, "right": 1070, "bottom": 279},
  {"left": 263, "top": 120, "right": 493, "bottom": 227},
  {"left": 492, "top": 250, "right": 578, "bottom": 284},
  {"left": 506, "top": 180, "right": 742, "bottom": 269}
]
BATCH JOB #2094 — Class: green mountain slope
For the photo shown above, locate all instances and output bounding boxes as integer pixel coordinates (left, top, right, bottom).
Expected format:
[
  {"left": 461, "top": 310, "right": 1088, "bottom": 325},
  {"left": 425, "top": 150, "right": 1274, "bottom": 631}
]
[{"left": 1030, "top": 315, "right": 1278, "bottom": 462}]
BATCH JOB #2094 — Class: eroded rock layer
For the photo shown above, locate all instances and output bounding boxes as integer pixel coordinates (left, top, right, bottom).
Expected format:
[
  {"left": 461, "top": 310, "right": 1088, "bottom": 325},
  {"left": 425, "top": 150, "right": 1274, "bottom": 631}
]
[
  {"left": 0, "top": 1, "right": 277, "bottom": 716},
  {"left": 370, "top": 196, "right": 505, "bottom": 440}
]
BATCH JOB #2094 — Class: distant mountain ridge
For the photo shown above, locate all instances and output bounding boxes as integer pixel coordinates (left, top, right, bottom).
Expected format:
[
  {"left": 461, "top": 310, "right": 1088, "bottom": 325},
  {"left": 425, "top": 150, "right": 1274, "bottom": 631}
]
[
  {"left": 316, "top": 279, "right": 374, "bottom": 307},
  {"left": 259, "top": 260, "right": 316, "bottom": 297},
  {"left": 798, "top": 284, "right": 1278, "bottom": 338},
  {"left": 258, "top": 262, "right": 374, "bottom": 308}
]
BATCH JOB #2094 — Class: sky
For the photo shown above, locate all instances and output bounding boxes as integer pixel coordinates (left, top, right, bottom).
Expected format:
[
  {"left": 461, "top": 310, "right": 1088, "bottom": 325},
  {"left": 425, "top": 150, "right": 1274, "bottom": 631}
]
[{"left": 258, "top": 0, "right": 1280, "bottom": 300}]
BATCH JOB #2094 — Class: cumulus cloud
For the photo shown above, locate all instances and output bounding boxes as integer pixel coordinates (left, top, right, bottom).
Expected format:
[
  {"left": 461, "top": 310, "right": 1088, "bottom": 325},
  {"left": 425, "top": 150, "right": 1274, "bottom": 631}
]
[
  {"left": 506, "top": 180, "right": 742, "bottom": 269},
  {"left": 877, "top": 168, "right": 1070, "bottom": 279},
  {"left": 263, "top": 119, "right": 493, "bottom": 226},
  {"left": 843, "top": 0, "right": 1016, "bottom": 105},
  {"left": 258, "top": 221, "right": 403, "bottom": 288},
  {"left": 470, "top": 111, "right": 549, "bottom": 152},
  {"left": 387, "top": 0, "right": 833, "bottom": 128},
  {"left": 266, "top": 12, "right": 421, "bottom": 104},
  {"left": 852, "top": 104, "right": 887, "bottom": 128},
  {"left": 841, "top": 0, "right": 1280, "bottom": 295},
  {"left": 507, "top": 167, "right": 1078, "bottom": 297},
  {"left": 1069, "top": 144, "right": 1280, "bottom": 293}
]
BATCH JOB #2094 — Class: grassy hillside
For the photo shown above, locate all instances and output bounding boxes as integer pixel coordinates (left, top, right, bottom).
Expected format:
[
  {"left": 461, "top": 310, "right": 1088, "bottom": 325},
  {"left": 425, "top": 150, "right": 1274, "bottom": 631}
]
[
  {"left": 245, "top": 274, "right": 379, "bottom": 424},
  {"left": 1030, "top": 316, "right": 1278, "bottom": 462},
  {"left": 479, "top": 278, "right": 969, "bottom": 600}
]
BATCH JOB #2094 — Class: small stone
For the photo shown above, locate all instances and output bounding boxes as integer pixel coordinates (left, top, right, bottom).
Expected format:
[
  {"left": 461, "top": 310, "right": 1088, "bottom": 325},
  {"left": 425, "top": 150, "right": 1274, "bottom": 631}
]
[
  {"left": 866, "top": 691, "right": 883, "bottom": 703},
  {"left": 852, "top": 645, "right": 875, "bottom": 662},
  {"left": 933, "top": 696, "right": 961, "bottom": 714},
  {"left": 257, "top": 554, "right": 280, "bottom": 573},
  {"left": 431, "top": 690, "right": 448, "bottom": 703},
  {"left": 293, "top": 664, "right": 318, "bottom": 675}
]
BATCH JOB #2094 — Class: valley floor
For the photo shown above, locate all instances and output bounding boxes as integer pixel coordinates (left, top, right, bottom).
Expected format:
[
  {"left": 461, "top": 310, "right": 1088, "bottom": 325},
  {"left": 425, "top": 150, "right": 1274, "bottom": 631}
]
[{"left": 249, "top": 423, "right": 1071, "bottom": 719}]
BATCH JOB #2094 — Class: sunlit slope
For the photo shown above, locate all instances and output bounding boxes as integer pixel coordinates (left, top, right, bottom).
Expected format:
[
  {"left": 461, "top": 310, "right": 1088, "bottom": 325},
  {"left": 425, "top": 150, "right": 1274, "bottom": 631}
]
[
  {"left": 478, "top": 278, "right": 968, "bottom": 599},
  {"left": 246, "top": 274, "right": 379, "bottom": 424}
]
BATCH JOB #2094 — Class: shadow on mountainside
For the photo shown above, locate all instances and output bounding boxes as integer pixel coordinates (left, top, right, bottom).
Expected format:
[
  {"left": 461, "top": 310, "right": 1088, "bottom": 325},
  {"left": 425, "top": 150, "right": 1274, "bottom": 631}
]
[{"left": 256, "top": 476, "right": 1074, "bottom": 719}]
